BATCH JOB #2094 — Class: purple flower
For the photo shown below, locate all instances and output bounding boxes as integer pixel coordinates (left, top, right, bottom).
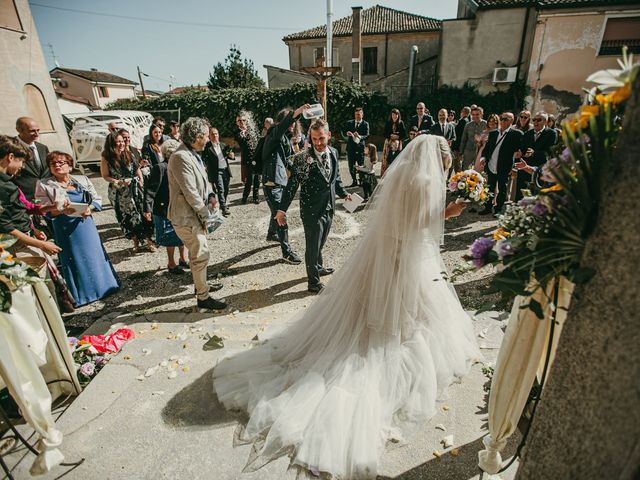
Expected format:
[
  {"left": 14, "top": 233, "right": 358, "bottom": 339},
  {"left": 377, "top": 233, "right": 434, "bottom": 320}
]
[
  {"left": 560, "top": 148, "right": 571, "bottom": 163},
  {"left": 80, "top": 362, "right": 95, "bottom": 377},
  {"left": 448, "top": 182, "right": 457, "bottom": 191},
  {"left": 68, "top": 337, "right": 79, "bottom": 348},
  {"left": 531, "top": 202, "right": 549, "bottom": 216},
  {"left": 495, "top": 240, "right": 514, "bottom": 259},
  {"left": 470, "top": 237, "right": 496, "bottom": 265},
  {"left": 94, "top": 356, "right": 105, "bottom": 366},
  {"left": 518, "top": 197, "right": 536, "bottom": 207}
]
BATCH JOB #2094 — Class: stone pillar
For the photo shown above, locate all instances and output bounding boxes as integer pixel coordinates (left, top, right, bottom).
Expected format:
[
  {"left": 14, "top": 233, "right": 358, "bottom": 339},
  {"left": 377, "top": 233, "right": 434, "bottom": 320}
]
[
  {"left": 351, "top": 6, "right": 362, "bottom": 85},
  {"left": 516, "top": 77, "right": 640, "bottom": 479}
]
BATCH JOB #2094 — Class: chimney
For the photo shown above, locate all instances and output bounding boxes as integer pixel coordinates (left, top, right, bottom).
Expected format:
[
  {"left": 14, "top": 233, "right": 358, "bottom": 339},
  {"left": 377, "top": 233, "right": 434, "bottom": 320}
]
[{"left": 351, "top": 6, "right": 362, "bottom": 85}]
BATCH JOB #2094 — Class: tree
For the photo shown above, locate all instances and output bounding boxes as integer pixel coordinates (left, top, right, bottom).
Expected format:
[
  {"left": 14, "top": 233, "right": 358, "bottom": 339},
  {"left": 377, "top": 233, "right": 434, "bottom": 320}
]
[{"left": 207, "top": 45, "right": 265, "bottom": 90}]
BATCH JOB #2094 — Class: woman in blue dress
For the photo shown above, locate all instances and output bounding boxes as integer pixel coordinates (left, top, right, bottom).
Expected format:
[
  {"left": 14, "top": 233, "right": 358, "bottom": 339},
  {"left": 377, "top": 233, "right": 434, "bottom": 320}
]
[{"left": 36, "top": 151, "right": 120, "bottom": 306}]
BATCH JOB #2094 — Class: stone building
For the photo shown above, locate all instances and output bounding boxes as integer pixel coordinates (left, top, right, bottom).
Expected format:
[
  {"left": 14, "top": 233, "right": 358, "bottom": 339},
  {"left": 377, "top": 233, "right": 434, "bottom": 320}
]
[
  {"left": 0, "top": 0, "right": 70, "bottom": 151},
  {"left": 281, "top": 5, "right": 442, "bottom": 105},
  {"left": 440, "top": 0, "right": 640, "bottom": 116},
  {"left": 50, "top": 67, "right": 138, "bottom": 110}
]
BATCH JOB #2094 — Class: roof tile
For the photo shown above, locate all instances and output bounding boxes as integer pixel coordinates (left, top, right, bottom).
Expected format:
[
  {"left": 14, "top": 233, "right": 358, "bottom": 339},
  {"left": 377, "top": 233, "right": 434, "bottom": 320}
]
[{"left": 51, "top": 68, "right": 137, "bottom": 85}]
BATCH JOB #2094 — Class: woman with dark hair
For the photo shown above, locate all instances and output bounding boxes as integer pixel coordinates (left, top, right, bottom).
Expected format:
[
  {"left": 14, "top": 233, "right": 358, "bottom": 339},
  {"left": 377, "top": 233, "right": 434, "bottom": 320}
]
[
  {"left": 235, "top": 110, "right": 261, "bottom": 204},
  {"left": 100, "top": 132, "right": 155, "bottom": 252},
  {"left": 474, "top": 113, "right": 500, "bottom": 171},
  {"left": 382, "top": 108, "right": 407, "bottom": 169},
  {"left": 546, "top": 114, "right": 562, "bottom": 143},
  {"left": 36, "top": 151, "right": 120, "bottom": 305},
  {"left": 142, "top": 124, "right": 165, "bottom": 168}
]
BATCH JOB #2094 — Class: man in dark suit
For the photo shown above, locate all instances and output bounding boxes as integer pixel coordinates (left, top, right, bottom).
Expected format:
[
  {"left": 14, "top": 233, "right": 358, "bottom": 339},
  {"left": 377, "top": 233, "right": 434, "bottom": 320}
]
[
  {"left": 513, "top": 112, "right": 557, "bottom": 200},
  {"left": 202, "top": 127, "right": 234, "bottom": 217},
  {"left": 342, "top": 107, "right": 369, "bottom": 187},
  {"left": 408, "top": 102, "right": 435, "bottom": 135},
  {"left": 261, "top": 104, "right": 310, "bottom": 265},
  {"left": 479, "top": 112, "right": 523, "bottom": 215},
  {"left": 429, "top": 109, "right": 456, "bottom": 146},
  {"left": 276, "top": 119, "right": 351, "bottom": 293},
  {"left": 13, "top": 117, "right": 51, "bottom": 201}
]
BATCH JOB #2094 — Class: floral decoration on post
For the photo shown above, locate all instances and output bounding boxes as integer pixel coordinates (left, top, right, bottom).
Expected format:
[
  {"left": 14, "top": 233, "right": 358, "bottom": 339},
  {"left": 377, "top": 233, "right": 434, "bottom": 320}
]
[
  {"left": 461, "top": 47, "right": 637, "bottom": 317},
  {"left": 0, "top": 234, "right": 42, "bottom": 312}
]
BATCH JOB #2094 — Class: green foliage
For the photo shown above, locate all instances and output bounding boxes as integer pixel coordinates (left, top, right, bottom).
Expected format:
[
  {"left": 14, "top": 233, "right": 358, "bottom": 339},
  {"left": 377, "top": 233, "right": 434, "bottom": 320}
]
[
  {"left": 405, "top": 81, "right": 529, "bottom": 117},
  {"left": 207, "top": 45, "right": 265, "bottom": 90},
  {"left": 107, "top": 80, "right": 389, "bottom": 142}
]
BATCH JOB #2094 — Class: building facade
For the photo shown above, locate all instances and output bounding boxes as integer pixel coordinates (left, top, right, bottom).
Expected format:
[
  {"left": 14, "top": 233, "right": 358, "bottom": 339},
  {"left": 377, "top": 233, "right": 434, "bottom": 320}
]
[
  {"left": 0, "top": 0, "right": 70, "bottom": 151},
  {"left": 50, "top": 67, "right": 137, "bottom": 110}
]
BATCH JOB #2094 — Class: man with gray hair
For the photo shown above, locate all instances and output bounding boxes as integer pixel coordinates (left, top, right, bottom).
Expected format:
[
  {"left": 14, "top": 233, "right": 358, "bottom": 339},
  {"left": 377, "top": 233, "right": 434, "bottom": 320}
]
[
  {"left": 168, "top": 117, "right": 227, "bottom": 311},
  {"left": 275, "top": 118, "right": 350, "bottom": 293}
]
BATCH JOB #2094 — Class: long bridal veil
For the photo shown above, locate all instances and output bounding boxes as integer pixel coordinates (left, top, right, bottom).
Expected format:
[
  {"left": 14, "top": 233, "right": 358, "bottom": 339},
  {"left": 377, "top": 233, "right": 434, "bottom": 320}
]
[{"left": 213, "top": 135, "right": 480, "bottom": 479}]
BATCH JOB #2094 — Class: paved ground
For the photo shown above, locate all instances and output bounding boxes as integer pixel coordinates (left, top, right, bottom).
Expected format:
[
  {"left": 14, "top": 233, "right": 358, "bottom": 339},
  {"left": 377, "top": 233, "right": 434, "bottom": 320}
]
[{"left": 3, "top": 157, "right": 520, "bottom": 479}]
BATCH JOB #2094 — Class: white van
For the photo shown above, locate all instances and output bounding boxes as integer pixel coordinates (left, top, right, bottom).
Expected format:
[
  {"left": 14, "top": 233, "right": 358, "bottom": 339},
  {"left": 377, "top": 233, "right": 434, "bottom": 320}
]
[{"left": 66, "top": 110, "right": 154, "bottom": 169}]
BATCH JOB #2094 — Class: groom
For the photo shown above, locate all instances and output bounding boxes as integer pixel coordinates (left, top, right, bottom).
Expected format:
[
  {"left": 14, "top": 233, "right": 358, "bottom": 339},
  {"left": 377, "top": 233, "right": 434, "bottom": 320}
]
[{"left": 276, "top": 119, "right": 351, "bottom": 293}]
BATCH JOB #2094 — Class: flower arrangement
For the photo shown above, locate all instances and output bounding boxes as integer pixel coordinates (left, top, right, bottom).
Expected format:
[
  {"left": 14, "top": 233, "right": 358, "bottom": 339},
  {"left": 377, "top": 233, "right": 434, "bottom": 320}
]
[
  {"left": 448, "top": 169, "right": 490, "bottom": 206},
  {"left": 0, "top": 234, "right": 42, "bottom": 312},
  {"left": 463, "top": 48, "right": 637, "bottom": 316},
  {"left": 68, "top": 336, "right": 109, "bottom": 388}
]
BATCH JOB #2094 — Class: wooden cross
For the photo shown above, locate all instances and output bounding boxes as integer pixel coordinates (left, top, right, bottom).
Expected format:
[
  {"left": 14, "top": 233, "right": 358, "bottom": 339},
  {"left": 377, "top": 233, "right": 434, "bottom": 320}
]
[{"left": 301, "top": 56, "right": 342, "bottom": 121}]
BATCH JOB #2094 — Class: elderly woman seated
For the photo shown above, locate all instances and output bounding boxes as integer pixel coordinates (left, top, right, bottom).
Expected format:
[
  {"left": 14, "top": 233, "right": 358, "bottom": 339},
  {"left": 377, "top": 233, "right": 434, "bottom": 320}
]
[{"left": 36, "top": 151, "right": 120, "bottom": 306}]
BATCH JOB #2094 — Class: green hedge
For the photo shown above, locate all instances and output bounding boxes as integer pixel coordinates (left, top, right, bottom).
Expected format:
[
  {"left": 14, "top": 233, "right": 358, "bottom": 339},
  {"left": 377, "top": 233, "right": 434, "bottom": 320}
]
[
  {"left": 108, "top": 80, "right": 528, "bottom": 144},
  {"left": 107, "top": 81, "right": 389, "bottom": 144}
]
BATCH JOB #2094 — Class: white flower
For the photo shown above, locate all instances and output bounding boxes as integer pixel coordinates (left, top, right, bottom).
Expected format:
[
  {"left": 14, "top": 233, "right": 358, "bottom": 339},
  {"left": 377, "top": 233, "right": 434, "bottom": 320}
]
[
  {"left": 586, "top": 46, "right": 637, "bottom": 93},
  {"left": 0, "top": 249, "right": 15, "bottom": 266},
  {"left": 457, "top": 182, "right": 466, "bottom": 190}
]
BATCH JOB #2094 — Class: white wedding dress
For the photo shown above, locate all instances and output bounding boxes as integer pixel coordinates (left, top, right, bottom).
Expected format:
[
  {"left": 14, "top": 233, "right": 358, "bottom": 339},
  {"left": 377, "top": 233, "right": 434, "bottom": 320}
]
[{"left": 213, "top": 135, "right": 480, "bottom": 479}]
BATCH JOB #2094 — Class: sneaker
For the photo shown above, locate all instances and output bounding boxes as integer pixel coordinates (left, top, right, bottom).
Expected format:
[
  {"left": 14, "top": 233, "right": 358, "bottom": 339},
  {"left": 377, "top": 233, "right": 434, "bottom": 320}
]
[
  {"left": 283, "top": 252, "right": 302, "bottom": 265},
  {"left": 197, "top": 297, "right": 227, "bottom": 311},
  {"left": 307, "top": 283, "right": 325, "bottom": 294}
]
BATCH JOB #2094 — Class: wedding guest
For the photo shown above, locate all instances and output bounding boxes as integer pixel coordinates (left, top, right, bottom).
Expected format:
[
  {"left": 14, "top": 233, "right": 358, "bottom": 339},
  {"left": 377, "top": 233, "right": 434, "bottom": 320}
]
[
  {"left": 452, "top": 106, "right": 471, "bottom": 171},
  {"left": 356, "top": 143, "right": 378, "bottom": 201},
  {"left": 474, "top": 113, "right": 499, "bottom": 171},
  {"left": 144, "top": 139, "right": 188, "bottom": 274},
  {"left": 119, "top": 128, "right": 142, "bottom": 165},
  {"left": 203, "top": 127, "right": 234, "bottom": 217},
  {"left": 459, "top": 106, "right": 487, "bottom": 170},
  {"left": 385, "top": 139, "right": 402, "bottom": 170},
  {"left": 479, "top": 112, "right": 523, "bottom": 215},
  {"left": 430, "top": 109, "right": 456, "bottom": 146},
  {"left": 405, "top": 126, "right": 419, "bottom": 145},
  {"left": 167, "top": 117, "right": 227, "bottom": 311},
  {"left": 235, "top": 111, "right": 261, "bottom": 205},
  {"left": 13, "top": 117, "right": 51, "bottom": 201},
  {"left": 515, "top": 110, "right": 533, "bottom": 133},
  {"left": 342, "top": 107, "right": 369, "bottom": 187},
  {"left": 169, "top": 121, "right": 180, "bottom": 141},
  {"left": 143, "top": 116, "right": 169, "bottom": 143},
  {"left": 262, "top": 117, "right": 274, "bottom": 136},
  {"left": 408, "top": 102, "right": 434, "bottom": 135},
  {"left": 262, "top": 105, "right": 309, "bottom": 263},
  {"left": 546, "top": 114, "right": 562, "bottom": 143},
  {"left": 513, "top": 112, "right": 557, "bottom": 200},
  {"left": 382, "top": 108, "right": 406, "bottom": 168},
  {"left": 101, "top": 133, "right": 155, "bottom": 252},
  {"left": 448, "top": 110, "right": 456, "bottom": 124},
  {"left": 36, "top": 151, "right": 120, "bottom": 306},
  {"left": 142, "top": 124, "right": 165, "bottom": 167}
]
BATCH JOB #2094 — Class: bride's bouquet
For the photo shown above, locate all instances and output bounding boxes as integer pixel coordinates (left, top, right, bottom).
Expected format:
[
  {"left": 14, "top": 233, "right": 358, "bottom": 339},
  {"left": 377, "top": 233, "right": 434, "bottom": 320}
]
[{"left": 448, "top": 169, "right": 490, "bottom": 206}]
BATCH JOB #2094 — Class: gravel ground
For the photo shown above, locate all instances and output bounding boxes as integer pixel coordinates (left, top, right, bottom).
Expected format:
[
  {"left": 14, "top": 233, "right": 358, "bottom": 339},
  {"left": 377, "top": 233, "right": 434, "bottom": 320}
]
[{"left": 66, "top": 157, "right": 500, "bottom": 333}]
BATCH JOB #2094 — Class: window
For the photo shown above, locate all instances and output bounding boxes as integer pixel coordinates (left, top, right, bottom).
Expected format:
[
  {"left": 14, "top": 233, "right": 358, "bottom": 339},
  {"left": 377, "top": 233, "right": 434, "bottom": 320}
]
[
  {"left": 312, "top": 47, "right": 339, "bottom": 67},
  {"left": 98, "top": 86, "right": 109, "bottom": 98},
  {"left": 599, "top": 16, "right": 640, "bottom": 56},
  {"left": 0, "top": 0, "right": 23, "bottom": 31},
  {"left": 23, "top": 84, "right": 54, "bottom": 132},
  {"left": 362, "top": 47, "right": 378, "bottom": 75}
]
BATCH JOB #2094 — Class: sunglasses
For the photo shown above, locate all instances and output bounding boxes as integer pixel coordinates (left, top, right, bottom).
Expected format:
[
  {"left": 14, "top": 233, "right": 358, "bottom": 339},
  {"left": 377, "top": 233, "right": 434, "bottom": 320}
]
[
  {"left": 519, "top": 115, "right": 530, "bottom": 119},
  {"left": 532, "top": 118, "right": 544, "bottom": 122}
]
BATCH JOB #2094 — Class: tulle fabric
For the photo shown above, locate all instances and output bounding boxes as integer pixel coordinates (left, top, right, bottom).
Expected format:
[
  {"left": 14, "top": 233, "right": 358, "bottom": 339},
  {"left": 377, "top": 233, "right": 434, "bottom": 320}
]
[{"left": 212, "top": 135, "right": 480, "bottom": 479}]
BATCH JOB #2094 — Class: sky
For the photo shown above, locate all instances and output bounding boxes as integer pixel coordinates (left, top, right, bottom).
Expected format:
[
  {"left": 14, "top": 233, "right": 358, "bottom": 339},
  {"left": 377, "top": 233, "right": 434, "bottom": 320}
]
[{"left": 30, "top": 0, "right": 458, "bottom": 92}]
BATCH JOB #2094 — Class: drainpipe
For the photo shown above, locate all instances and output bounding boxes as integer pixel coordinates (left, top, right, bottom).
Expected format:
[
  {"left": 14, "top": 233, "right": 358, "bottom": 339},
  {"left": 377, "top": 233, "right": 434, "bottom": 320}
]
[
  {"left": 407, "top": 45, "right": 419, "bottom": 100},
  {"left": 516, "top": 5, "right": 532, "bottom": 83},
  {"left": 326, "top": 0, "right": 333, "bottom": 66},
  {"left": 351, "top": 6, "right": 362, "bottom": 84}
]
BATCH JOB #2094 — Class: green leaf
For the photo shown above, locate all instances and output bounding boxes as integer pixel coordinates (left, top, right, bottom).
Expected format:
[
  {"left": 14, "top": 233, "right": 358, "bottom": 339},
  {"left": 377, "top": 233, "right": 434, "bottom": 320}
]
[{"left": 203, "top": 334, "right": 225, "bottom": 351}]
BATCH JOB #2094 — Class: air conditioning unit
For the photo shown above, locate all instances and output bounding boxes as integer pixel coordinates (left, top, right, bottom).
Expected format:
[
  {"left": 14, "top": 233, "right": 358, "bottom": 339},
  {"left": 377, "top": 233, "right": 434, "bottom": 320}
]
[{"left": 492, "top": 67, "right": 517, "bottom": 83}]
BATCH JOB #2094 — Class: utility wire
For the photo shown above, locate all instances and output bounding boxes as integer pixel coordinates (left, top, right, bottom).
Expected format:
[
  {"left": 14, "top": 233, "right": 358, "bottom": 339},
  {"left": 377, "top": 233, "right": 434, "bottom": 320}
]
[{"left": 29, "top": 2, "right": 303, "bottom": 31}]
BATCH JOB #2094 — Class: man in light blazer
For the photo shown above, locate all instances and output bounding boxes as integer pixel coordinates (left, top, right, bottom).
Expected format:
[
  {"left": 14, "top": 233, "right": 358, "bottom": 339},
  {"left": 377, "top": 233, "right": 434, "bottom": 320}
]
[
  {"left": 168, "top": 117, "right": 227, "bottom": 311},
  {"left": 429, "top": 109, "right": 456, "bottom": 146}
]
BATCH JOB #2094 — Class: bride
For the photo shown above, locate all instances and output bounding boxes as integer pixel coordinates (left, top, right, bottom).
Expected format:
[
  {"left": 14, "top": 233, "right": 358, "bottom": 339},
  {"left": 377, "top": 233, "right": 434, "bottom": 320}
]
[{"left": 213, "top": 134, "right": 480, "bottom": 479}]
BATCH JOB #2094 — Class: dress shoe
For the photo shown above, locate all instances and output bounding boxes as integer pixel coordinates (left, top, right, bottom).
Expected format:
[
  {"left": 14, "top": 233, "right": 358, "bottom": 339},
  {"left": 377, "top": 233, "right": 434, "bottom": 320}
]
[
  {"left": 252, "top": 198, "right": 260, "bottom": 204},
  {"left": 241, "top": 198, "right": 248, "bottom": 205},
  {"left": 307, "top": 283, "right": 325, "bottom": 294},
  {"left": 168, "top": 266, "right": 185, "bottom": 275},
  {"left": 222, "top": 208, "right": 231, "bottom": 217},
  {"left": 318, "top": 267, "right": 334, "bottom": 276},
  {"left": 197, "top": 296, "right": 227, "bottom": 311},
  {"left": 209, "top": 283, "right": 223, "bottom": 292},
  {"left": 179, "top": 260, "right": 189, "bottom": 269}
]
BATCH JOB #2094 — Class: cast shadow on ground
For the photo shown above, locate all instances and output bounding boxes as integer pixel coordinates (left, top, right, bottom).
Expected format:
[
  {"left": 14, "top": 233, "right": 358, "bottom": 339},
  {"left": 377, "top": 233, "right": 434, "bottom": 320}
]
[
  {"left": 443, "top": 225, "right": 496, "bottom": 253},
  {"left": 161, "top": 367, "right": 240, "bottom": 429}
]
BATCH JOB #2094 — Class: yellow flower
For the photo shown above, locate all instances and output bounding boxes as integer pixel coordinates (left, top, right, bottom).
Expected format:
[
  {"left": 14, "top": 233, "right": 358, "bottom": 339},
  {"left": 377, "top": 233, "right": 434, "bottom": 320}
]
[
  {"left": 540, "top": 184, "right": 563, "bottom": 193},
  {"left": 492, "top": 227, "right": 510, "bottom": 240},
  {"left": 611, "top": 83, "right": 631, "bottom": 105}
]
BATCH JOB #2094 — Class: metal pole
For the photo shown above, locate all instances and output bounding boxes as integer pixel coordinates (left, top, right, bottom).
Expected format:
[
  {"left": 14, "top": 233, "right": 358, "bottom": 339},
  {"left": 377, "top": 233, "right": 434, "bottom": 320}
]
[
  {"left": 137, "top": 66, "right": 147, "bottom": 99},
  {"left": 407, "top": 46, "right": 418, "bottom": 100},
  {"left": 326, "top": 0, "right": 333, "bottom": 67}
]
